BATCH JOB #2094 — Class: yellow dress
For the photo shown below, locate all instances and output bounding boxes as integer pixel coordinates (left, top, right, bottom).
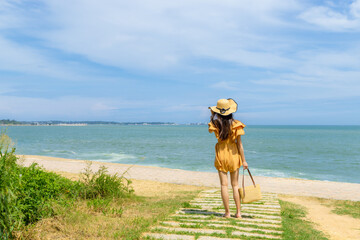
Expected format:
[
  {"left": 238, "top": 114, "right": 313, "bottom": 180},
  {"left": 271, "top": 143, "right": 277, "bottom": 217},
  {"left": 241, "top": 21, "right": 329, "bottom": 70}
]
[{"left": 208, "top": 119, "right": 246, "bottom": 173}]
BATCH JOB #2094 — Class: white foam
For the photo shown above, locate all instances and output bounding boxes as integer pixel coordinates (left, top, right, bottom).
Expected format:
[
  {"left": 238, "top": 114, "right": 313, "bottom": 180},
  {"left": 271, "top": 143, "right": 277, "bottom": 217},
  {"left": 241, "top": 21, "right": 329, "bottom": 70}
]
[
  {"left": 41, "top": 149, "right": 77, "bottom": 155},
  {"left": 76, "top": 152, "right": 138, "bottom": 163}
]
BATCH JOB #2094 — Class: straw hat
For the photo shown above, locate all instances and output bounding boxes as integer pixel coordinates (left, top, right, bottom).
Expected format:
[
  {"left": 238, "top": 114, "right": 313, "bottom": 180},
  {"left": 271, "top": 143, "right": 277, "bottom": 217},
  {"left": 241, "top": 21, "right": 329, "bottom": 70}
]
[{"left": 209, "top": 98, "right": 238, "bottom": 116}]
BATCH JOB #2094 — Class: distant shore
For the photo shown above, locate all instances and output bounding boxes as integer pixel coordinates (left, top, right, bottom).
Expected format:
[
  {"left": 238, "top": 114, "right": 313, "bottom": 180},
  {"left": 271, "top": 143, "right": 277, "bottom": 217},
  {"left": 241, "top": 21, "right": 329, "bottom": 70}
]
[
  {"left": 1, "top": 124, "right": 88, "bottom": 126},
  {"left": 0, "top": 119, "right": 206, "bottom": 126},
  {"left": 19, "top": 155, "right": 360, "bottom": 201},
  {"left": 0, "top": 123, "right": 206, "bottom": 126}
]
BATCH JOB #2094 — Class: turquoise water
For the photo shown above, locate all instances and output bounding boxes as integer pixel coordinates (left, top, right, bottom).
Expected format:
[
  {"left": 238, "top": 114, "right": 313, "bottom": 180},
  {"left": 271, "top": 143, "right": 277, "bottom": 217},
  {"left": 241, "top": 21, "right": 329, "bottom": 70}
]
[{"left": 2, "top": 125, "right": 360, "bottom": 183}]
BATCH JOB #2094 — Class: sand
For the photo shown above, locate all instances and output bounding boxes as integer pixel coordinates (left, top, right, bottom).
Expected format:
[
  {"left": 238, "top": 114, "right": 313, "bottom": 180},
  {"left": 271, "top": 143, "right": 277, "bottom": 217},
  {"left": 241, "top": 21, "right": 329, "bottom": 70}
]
[
  {"left": 19, "top": 155, "right": 360, "bottom": 201},
  {"left": 279, "top": 195, "right": 360, "bottom": 240}
]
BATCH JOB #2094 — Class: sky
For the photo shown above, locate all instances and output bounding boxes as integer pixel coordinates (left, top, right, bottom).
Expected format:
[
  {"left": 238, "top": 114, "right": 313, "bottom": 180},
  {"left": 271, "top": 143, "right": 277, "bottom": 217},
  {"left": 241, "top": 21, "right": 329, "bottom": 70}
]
[{"left": 0, "top": 0, "right": 360, "bottom": 124}]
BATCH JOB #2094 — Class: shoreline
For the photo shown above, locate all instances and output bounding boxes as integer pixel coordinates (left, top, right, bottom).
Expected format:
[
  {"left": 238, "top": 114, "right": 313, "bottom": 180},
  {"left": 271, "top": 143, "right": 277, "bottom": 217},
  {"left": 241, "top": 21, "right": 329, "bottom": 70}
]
[
  {"left": 19, "top": 155, "right": 360, "bottom": 201},
  {"left": 19, "top": 154, "right": 358, "bottom": 184}
]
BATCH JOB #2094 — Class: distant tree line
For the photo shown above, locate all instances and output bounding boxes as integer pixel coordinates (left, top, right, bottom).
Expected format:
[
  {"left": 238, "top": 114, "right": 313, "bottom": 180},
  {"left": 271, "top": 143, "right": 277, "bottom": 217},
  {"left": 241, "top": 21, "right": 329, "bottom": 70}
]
[
  {"left": 0, "top": 119, "right": 23, "bottom": 125},
  {"left": 0, "top": 119, "right": 177, "bottom": 125}
]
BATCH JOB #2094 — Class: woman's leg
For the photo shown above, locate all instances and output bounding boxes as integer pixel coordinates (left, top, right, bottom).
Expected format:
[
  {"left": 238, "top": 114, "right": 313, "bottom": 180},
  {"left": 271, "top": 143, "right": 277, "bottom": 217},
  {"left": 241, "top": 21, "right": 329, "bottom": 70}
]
[
  {"left": 230, "top": 169, "right": 241, "bottom": 218},
  {"left": 218, "top": 171, "right": 230, "bottom": 217}
]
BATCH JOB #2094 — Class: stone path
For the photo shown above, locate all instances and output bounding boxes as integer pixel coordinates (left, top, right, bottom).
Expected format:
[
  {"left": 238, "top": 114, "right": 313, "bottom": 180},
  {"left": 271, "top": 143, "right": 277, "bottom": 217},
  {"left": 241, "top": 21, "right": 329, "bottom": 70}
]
[{"left": 142, "top": 189, "right": 283, "bottom": 239}]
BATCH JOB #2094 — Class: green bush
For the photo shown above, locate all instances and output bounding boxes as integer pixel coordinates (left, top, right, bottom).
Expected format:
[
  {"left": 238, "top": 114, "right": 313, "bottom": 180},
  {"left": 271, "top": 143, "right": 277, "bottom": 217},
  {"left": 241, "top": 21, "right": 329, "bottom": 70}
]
[
  {"left": 0, "top": 135, "right": 76, "bottom": 238},
  {"left": 79, "top": 162, "right": 133, "bottom": 199},
  {"left": 16, "top": 164, "right": 75, "bottom": 224},
  {"left": 0, "top": 133, "right": 133, "bottom": 239},
  {"left": 0, "top": 134, "right": 22, "bottom": 239}
]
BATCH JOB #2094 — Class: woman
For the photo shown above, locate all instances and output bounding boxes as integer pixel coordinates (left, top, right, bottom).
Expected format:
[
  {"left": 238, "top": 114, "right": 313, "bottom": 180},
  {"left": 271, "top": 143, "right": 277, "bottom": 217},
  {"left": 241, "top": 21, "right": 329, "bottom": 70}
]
[{"left": 208, "top": 98, "right": 248, "bottom": 218}]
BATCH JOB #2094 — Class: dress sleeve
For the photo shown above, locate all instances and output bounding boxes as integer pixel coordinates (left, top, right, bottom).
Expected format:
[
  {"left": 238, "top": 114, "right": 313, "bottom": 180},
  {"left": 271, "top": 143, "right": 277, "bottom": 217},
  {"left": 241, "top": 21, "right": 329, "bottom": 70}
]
[
  {"left": 232, "top": 120, "right": 246, "bottom": 139},
  {"left": 208, "top": 121, "right": 219, "bottom": 138}
]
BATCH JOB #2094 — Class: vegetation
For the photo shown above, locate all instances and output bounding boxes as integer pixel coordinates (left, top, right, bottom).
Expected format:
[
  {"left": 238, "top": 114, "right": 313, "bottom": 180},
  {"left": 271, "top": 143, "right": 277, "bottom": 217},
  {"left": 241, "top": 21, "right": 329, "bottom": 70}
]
[
  {"left": 331, "top": 200, "right": 360, "bottom": 219},
  {"left": 0, "top": 119, "right": 176, "bottom": 125},
  {"left": 0, "top": 132, "right": 133, "bottom": 239},
  {"left": 280, "top": 200, "right": 329, "bottom": 240},
  {"left": 314, "top": 198, "right": 360, "bottom": 219},
  {"left": 22, "top": 177, "right": 203, "bottom": 239},
  {"left": 297, "top": 196, "right": 360, "bottom": 220},
  {"left": 0, "top": 119, "right": 22, "bottom": 125}
]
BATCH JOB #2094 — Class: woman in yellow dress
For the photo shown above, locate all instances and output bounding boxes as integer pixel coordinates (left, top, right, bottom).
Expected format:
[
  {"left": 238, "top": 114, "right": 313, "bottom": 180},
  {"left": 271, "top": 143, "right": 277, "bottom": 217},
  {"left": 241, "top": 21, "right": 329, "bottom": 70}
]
[{"left": 208, "top": 98, "right": 248, "bottom": 218}]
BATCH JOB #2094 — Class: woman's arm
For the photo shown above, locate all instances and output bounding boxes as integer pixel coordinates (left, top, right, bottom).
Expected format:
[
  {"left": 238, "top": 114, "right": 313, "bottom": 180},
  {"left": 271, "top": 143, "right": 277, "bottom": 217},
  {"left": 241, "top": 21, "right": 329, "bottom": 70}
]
[{"left": 237, "top": 135, "right": 248, "bottom": 170}]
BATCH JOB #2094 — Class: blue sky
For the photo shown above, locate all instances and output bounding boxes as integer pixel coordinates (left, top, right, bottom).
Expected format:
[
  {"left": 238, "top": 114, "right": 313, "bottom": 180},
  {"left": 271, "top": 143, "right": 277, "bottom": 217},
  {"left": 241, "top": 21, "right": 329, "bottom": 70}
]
[{"left": 0, "top": 0, "right": 360, "bottom": 124}]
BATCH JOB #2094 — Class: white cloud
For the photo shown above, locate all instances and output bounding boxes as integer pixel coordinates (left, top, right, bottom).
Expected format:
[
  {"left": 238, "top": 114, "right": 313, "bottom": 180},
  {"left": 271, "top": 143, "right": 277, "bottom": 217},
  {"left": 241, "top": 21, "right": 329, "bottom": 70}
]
[
  {"left": 0, "top": 96, "right": 111, "bottom": 119},
  {"left": 1, "top": 0, "right": 358, "bottom": 76},
  {"left": 3, "top": 0, "right": 355, "bottom": 76},
  {"left": 28, "top": 0, "right": 301, "bottom": 71},
  {"left": 0, "top": 94, "right": 172, "bottom": 120},
  {"left": 0, "top": 1, "right": 23, "bottom": 29},
  {"left": 210, "top": 81, "right": 241, "bottom": 91},
  {"left": 163, "top": 104, "right": 206, "bottom": 112},
  {"left": 162, "top": 104, "right": 210, "bottom": 119},
  {"left": 0, "top": 35, "right": 108, "bottom": 82},
  {"left": 351, "top": 0, "right": 360, "bottom": 18},
  {"left": 91, "top": 102, "right": 118, "bottom": 112},
  {"left": 0, "top": 36, "right": 61, "bottom": 77},
  {"left": 0, "top": 35, "right": 144, "bottom": 84},
  {"left": 299, "top": 0, "right": 360, "bottom": 31},
  {"left": 250, "top": 43, "right": 360, "bottom": 100}
]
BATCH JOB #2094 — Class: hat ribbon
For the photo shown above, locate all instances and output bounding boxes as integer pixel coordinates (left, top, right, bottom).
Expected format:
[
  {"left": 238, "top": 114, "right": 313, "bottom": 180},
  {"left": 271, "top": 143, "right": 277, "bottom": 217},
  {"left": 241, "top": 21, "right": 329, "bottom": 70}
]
[{"left": 216, "top": 107, "right": 230, "bottom": 114}]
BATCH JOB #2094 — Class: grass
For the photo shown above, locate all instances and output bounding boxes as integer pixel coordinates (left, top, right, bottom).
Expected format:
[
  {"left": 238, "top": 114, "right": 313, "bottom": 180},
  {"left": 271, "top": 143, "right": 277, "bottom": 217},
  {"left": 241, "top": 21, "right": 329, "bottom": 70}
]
[
  {"left": 280, "top": 200, "right": 329, "bottom": 240},
  {"left": 311, "top": 196, "right": 360, "bottom": 219},
  {"left": 22, "top": 182, "right": 205, "bottom": 239},
  {"left": 0, "top": 132, "right": 134, "bottom": 239},
  {"left": 329, "top": 200, "right": 360, "bottom": 219},
  {"left": 182, "top": 202, "right": 202, "bottom": 209},
  {"left": 27, "top": 178, "right": 347, "bottom": 239},
  {"left": 286, "top": 195, "right": 360, "bottom": 220},
  {"left": 332, "top": 201, "right": 360, "bottom": 219}
]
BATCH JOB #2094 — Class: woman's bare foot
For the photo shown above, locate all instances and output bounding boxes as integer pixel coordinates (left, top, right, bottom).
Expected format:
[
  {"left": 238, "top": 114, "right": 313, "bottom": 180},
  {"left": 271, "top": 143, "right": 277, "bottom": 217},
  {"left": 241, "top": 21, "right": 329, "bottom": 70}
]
[
  {"left": 223, "top": 212, "right": 231, "bottom": 218},
  {"left": 235, "top": 212, "right": 242, "bottom": 218}
]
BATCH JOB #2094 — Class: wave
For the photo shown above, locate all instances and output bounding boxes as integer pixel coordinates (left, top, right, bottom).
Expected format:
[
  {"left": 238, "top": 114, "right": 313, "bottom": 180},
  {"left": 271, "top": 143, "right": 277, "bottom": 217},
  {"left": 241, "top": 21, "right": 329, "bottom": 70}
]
[
  {"left": 245, "top": 150, "right": 257, "bottom": 154},
  {"left": 41, "top": 149, "right": 77, "bottom": 155},
  {"left": 245, "top": 168, "right": 293, "bottom": 178},
  {"left": 77, "top": 152, "right": 138, "bottom": 163},
  {"left": 249, "top": 167, "right": 347, "bottom": 182}
]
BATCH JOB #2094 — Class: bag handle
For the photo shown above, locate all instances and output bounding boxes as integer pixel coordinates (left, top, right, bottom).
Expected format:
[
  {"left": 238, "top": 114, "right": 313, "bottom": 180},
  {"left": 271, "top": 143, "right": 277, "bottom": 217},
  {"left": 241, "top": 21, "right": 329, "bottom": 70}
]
[
  {"left": 241, "top": 168, "right": 257, "bottom": 198},
  {"left": 236, "top": 137, "right": 257, "bottom": 198}
]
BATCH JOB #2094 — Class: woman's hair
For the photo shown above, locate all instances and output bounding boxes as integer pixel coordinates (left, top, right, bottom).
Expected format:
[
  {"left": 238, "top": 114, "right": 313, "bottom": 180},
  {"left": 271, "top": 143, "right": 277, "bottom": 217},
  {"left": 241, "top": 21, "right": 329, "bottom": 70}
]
[{"left": 210, "top": 111, "right": 234, "bottom": 140}]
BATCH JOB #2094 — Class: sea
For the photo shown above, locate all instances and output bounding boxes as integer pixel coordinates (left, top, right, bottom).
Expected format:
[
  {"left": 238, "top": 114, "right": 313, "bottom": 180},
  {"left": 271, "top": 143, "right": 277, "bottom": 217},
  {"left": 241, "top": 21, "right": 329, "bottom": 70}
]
[{"left": 1, "top": 125, "right": 360, "bottom": 184}]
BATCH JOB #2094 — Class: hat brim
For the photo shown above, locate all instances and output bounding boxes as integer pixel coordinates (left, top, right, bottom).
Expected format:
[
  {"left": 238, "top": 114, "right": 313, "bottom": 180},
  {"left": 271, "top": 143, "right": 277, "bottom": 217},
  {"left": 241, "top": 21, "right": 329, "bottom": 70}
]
[{"left": 209, "top": 98, "right": 238, "bottom": 116}]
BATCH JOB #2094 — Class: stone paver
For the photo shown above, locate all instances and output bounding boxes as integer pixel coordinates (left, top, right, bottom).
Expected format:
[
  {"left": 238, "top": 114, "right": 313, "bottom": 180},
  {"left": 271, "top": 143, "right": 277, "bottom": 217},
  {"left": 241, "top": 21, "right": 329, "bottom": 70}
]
[
  {"left": 170, "top": 214, "right": 282, "bottom": 224},
  {"left": 142, "top": 189, "right": 283, "bottom": 239},
  {"left": 197, "top": 237, "right": 233, "bottom": 240},
  {"left": 143, "top": 233, "right": 194, "bottom": 240},
  {"left": 153, "top": 226, "right": 226, "bottom": 234},
  {"left": 171, "top": 218, "right": 282, "bottom": 228},
  {"left": 207, "top": 224, "right": 283, "bottom": 234},
  {"left": 177, "top": 209, "right": 281, "bottom": 220},
  {"left": 194, "top": 204, "right": 281, "bottom": 213},
  {"left": 162, "top": 221, "right": 197, "bottom": 227},
  {"left": 232, "top": 230, "right": 281, "bottom": 239}
]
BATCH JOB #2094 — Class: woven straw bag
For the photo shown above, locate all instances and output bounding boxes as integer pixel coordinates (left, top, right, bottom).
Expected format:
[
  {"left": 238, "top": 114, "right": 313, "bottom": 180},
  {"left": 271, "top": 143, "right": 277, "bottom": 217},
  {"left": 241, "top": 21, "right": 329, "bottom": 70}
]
[{"left": 238, "top": 169, "right": 262, "bottom": 204}]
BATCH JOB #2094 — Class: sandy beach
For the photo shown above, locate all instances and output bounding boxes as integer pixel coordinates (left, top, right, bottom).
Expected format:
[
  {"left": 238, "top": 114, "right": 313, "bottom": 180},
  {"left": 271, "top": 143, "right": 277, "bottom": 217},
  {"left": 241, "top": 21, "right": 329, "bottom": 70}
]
[{"left": 19, "top": 155, "right": 360, "bottom": 201}]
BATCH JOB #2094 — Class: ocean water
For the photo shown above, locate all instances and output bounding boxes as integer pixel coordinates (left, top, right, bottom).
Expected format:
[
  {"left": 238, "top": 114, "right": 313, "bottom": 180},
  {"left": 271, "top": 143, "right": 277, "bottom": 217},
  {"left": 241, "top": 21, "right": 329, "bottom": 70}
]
[{"left": 2, "top": 125, "right": 360, "bottom": 184}]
